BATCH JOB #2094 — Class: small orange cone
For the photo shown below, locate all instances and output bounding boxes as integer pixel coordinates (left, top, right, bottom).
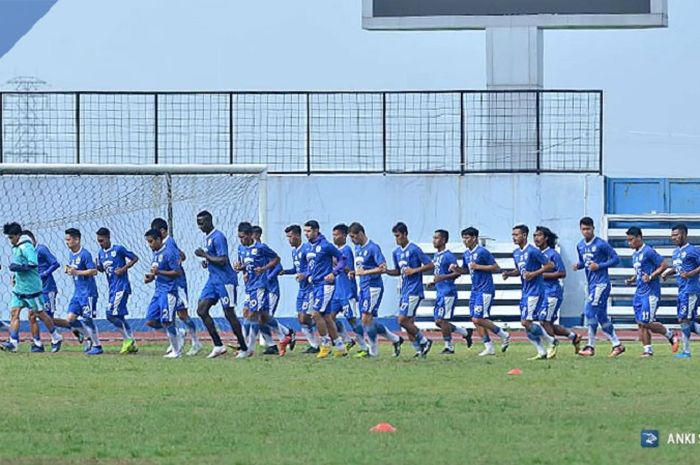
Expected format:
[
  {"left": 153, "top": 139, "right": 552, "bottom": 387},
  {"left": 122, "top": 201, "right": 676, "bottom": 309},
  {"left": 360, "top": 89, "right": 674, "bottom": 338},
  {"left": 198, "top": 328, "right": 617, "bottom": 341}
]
[
  {"left": 507, "top": 368, "right": 522, "bottom": 376},
  {"left": 370, "top": 423, "right": 397, "bottom": 433}
]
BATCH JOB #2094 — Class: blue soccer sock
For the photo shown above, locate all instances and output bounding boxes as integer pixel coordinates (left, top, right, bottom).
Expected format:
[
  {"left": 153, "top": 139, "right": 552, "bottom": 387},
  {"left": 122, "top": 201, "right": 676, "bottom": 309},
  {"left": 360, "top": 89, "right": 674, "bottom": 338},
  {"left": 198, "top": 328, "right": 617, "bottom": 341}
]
[
  {"left": 300, "top": 322, "right": 319, "bottom": 348},
  {"left": 443, "top": 334, "right": 453, "bottom": 349},
  {"left": 352, "top": 322, "right": 368, "bottom": 350},
  {"left": 180, "top": 316, "right": 199, "bottom": 343},
  {"left": 600, "top": 321, "right": 620, "bottom": 346},
  {"left": 415, "top": 330, "right": 428, "bottom": 345},
  {"left": 375, "top": 323, "right": 400, "bottom": 343},
  {"left": 364, "top": 323, "right": 378, "bottom": 355},
  {"left": 681, "top": 322, "right": 692, "bottom": 353},
  {"left": 9, "top": 329, "right": 20, "bottom": 346},
  {"left": 587, "top": 322, "right": 599, "bottom": 347},
  {"left": 82, "top": 318, "right": 101, "bottom": 347},
  {"left": 165, "top": 324, "right": 181, "bottom": 353},
  {"left": 248, "top": 322, "right": 260, "bottom": 351},
  {"left": 260, "top": 323, "right": 275, "bottom": 347},
  {"left": 526, "top": 326, "right": 546, "bottom": 356},
  {"left": 335, "top": 320, "right": 352, "bottom": 343}
]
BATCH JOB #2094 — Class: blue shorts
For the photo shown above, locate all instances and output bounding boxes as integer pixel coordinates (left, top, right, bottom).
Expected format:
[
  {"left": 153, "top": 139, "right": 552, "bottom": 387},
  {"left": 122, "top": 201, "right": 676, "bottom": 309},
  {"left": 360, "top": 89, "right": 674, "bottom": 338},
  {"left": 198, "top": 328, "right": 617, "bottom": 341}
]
[
  {"left": 469, "top": 291, "right": 493, "bottom": 319},
  {"left": 10, "top": 292, "right": 44, "bottom": 312},
  {"left": 434, "top": 294, "right": 456, "bottom": 321},
  {"left": 43, "top": 291, "right": 57, "bottom": 318},
  {"left": 520, "top": 294, "right": 543, "bottom": 321},
  {"left": 68, "top": 295, "right": 98, "bottom": 319},
  {"left": 269, "top": 292, "right": 280, "bottom": 316},
  {"left": 397, "top": 294, "right": 423, "bottom": 318},
  {"left": 244, "top": 288, "right": 269, "bottom": 313},
  {"left": 359, "top": 287, "right": 384, "bottom": 317},
  {"left": 584, "top": 282, "right": 611, "bottom": 325},
  {"left": 106, "top": 291, "right": 130, "bottom": 317},
  {"left": 146, "top": 292, "right": 178, "bottom": 324},
  {"left": 175, "top": 284, "right": 188, "bottom": 312},
  {"left": 296, "top": 288, "right": 312, "bottom": 315},
  {"left": 633, "top": 293, "right": 660, "bottom": 324},
  {"left": 538, "top": 293, "right": 563, "bottom": 322},
  {"left": 200, "top": 279, "right": 237, "bottom": 308},
  {"left": 311, "top": 284, "right": 335, "bottom": 315},
  {"left": 677, "top": 291, "right": 699, "bottom": 321}
]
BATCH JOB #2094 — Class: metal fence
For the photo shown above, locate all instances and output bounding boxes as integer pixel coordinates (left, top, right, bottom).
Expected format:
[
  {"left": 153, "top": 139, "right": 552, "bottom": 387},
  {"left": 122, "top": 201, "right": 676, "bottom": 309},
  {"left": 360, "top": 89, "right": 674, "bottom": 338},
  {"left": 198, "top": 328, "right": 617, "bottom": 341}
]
[{"left": 0, "top": 90, "right": 602, "bottom": 174}]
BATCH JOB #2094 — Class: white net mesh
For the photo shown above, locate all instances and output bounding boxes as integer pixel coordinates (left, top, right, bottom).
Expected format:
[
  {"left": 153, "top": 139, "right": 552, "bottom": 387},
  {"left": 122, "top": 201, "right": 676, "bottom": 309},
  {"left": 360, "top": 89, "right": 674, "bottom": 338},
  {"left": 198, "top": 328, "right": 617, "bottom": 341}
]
[{"left": 0, "top": 171, "right": 262, "bottom": 331}]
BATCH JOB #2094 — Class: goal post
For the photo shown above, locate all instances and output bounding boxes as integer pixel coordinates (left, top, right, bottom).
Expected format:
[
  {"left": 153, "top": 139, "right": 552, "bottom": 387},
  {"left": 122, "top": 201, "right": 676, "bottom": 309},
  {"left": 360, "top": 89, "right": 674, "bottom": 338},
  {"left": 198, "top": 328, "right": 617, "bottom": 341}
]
[{"left": 0, "top": 163, "right": 267, "bottom": 331}]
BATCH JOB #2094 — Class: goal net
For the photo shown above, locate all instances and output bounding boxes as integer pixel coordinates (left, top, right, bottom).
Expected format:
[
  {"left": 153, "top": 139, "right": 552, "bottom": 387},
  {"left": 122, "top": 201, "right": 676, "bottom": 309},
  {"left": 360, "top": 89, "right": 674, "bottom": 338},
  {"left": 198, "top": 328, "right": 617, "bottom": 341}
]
[{"left": 0, "top": 163, "right": 266, "bottom": 332}]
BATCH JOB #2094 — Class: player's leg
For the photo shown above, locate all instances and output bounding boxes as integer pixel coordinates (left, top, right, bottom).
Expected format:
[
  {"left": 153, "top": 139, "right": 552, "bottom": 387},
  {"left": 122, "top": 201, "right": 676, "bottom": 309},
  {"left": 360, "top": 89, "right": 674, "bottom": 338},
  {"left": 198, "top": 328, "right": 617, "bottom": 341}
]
[
  {"left": 318, "top": 284, "right": 346, "bottom": 358},
  {"left": 521, "top": 295, "right": 546, "bottom": 360},
  {"left": 221, "top": 283, "right": 248, "bottom": 353},
  {"left": 162, "top": 293, "right": 183, "bottom": 358},
  {"left": 535, "top": 297, "right": 559, "bottom": 359},
  {"left": 344, "top": 297, "right": 367, "bottom": 352},
  {"left": 642, "top": 294, "right": 678, "bottom": 352},
  {"left": 473, "top": 291, "right": 509, "bottom": 352},
  {"left": 30, "top": 294, "right": 63, "bottom": 353},
  {"left": 367, "top": 287, "right": 402, "bottom": 355},
  {"left": 82, "top": 296, "right": 103, "bottom": 355},
  {"left": 1, "top": 297, "right": 23, "bottom": 352},
  {"left": 28, "top": 311, "right": 44, "bottom": 352},
  {"left": 175, "top": 284, "right": 199, "bottom": 351},
  {"left": 399, "top": 295, "right": 429, "bottom": 357},
  {"left": 238, "top": 289, "right": 266, "bottom": 358},
  {"left": 677, "top": 293, "right": 697, "bottom": 358},
  {"left": 197, "top": 297, "right": 225, "bottom": 357},
  {"left": 310, "top": 285, "right": 332, "bottom": 357},
  {"left": 471, "top": 292, "right": 493, "bottom": 356}
]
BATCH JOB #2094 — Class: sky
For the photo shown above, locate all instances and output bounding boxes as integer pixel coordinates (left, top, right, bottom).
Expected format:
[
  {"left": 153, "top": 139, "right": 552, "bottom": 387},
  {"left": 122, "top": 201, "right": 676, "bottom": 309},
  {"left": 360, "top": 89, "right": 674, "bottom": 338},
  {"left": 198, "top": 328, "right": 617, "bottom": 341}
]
[{"left": 0, "top": 0, "right": 697, "bottom": 177}]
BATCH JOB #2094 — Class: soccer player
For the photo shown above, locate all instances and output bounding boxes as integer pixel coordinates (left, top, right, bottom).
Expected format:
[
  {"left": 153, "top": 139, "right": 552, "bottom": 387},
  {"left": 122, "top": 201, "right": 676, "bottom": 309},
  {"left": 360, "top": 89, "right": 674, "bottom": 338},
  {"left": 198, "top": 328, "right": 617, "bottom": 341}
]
[
  {"left": 329, "top": 223, "right": 367, "bottom": 353},
  {"left": 144, "top": 228, "right": 184, "bottom": 358},
  {"left": 572, "top": 217, "right": 625, "bottom": 357},
  {"left": 151, "top": 218, "right": 201, "bottom": 355},
  {"left": 298, "top": 220, "right": 348, "bottom": 359},
  {"left": 450, "top": 227, "right": 509, "bottom": 356},
  {"left": 385, "top": 222, "right": 433, "bottom": 357},
  {"left": 533, "top": 226, "right": 581, "bottom": 354},
  {"left": 625, "top": 227, "right": 679, "bottom": 357},
  {"left": 234, "top": 222, "right": 281, "bottom": 358},
  {"left": 280, "top": 224, "right": 320, "bottom": 354},
  {"left": 348, "top": 222, "right": 403, "bottom": 358},
  {"left": 662, "top": 223, "right": 700, "bottom": 358},
  {"left": 194, "top": 211, "right": 248, "bottom": 358},
  {"left": 502, "top": 224, "right": 557, "bottom": 360},
  {"left": 430, "top": 229, "right": 474, "bottom": 354},
  {"left": 1, "top": 223, "right": 63, "bottom": 353},
  {"left": 95, "top": 227, "right": 139, "bottom": 354}
]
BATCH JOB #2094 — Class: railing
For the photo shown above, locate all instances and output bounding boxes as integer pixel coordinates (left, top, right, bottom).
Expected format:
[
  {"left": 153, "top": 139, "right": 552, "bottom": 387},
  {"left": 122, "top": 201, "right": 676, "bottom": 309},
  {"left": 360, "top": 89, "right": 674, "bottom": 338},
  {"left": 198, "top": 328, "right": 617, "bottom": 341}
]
[{"left": 0, "top": 90, "right": 602, "bottom": 174}]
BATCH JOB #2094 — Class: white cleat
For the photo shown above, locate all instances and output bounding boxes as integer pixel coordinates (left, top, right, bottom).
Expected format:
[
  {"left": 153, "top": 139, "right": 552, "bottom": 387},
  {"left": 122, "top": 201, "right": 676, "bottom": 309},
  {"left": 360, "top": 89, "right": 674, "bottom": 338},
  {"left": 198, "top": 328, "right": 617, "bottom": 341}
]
[
  {"left": 163, "top": 351, "right": 181, "bottom": 359},
  {"left": 187, "top": 341, "right": 203, "bottom": 356},
  {"left": 478, "top": 347, "right": 496, "bottom": 356},
  {"left": 165, "top": 344, "right": 174, "bottom": 355},
  {"left": 207, "top": 345, "right": 227, "bottom": 359},
  {"left": 235, "top": 350, "right": 253, "bottom": 359}
]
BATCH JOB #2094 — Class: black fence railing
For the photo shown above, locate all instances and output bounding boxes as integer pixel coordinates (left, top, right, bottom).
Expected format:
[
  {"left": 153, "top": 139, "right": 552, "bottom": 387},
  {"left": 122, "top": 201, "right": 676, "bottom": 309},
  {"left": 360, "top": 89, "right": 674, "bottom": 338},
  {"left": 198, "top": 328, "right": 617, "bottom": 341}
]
[{"left": 0, "top": 90, "right": 602, "bottom": 174}]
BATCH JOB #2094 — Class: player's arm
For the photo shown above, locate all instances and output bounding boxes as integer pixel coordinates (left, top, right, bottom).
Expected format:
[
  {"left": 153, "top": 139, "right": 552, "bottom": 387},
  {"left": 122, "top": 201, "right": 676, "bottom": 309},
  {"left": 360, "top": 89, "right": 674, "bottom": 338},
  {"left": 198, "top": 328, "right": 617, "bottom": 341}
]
[
  {"left": 39, "top": 247, "right": 61, "bottom": 279},
  {"left": 572, "top": 247, "right": 585, "bottom": 271},
  {"left": 9, "top": 243, "right": 39, "bottom": 272},
  {"left": 116, "top": 248, "right": 139, "bottom": 276},
  {"left": 594, "top": 243, "right": 620, "bottom": 270},
  {"left": 544, "top": 254, "right": 566, "bottom": 280},
  {"left": 434, "top": 258, "right": 460, "bottom": 284},
  {"left": 255, "top": 246, "right": 280, "bottom": 275},
  {"left": 471, "top": 250, "right": 500, "bottom": 273},
  {"left": 502, "top": 258, "right": 521, "bottom": 280},
  {"left": 154, "top": 252, "right": 181, "bottom": 279},
  {"left": 405, "top": 249, "right": 434, "bottom": 277},
  {"left": 73, "top": 255, "right": 98, "bottom": 277},
  {"left": 523, "top": 252, "right": 554, "bottom": 281},
  {"left": 385, "top": 253, "right": 401, "bottom": 277},
  {"left": 194, "top": 238, "right": 229, "bottom": 266},
  {"left": 643, "top": 252, "right": 668, "bottom": 283}
]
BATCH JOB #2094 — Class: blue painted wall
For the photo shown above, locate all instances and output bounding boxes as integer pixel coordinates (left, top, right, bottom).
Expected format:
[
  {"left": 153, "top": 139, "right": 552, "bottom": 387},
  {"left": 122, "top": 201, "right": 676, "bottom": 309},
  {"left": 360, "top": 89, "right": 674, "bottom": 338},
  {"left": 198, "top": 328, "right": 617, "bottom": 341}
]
[{"left": 606, "top": 178, "right": 700, "bottom": 214}]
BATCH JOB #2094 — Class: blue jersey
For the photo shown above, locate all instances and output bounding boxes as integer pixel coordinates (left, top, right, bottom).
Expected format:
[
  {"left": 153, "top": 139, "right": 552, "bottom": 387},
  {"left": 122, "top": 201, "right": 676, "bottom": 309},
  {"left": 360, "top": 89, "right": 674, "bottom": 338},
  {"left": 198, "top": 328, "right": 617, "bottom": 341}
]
[
  {"left": 632, "top": 244, "right": 665, "bottom": 296},
  {"left": 301, "top": 234, "right": 345, "bottom": 286},
  {"left": 463, "top": 245, "right": 496, "bottom": 294},
  {"left": 164, "top": 235, "right": 187, "bottom": 289},
  {"left": 576, "top": 237, "right": 619, "bottom": 286},
  {"left": 36, "top": 243, "right": 59, "bottom": 294},
  {"left": 335, "top": 244, "right": 358, "bottom": 300},
  {"left": 238, "top": 242, "right": 277, "bottom": 292},
  {"left": 68, "top": 248, "right": 98, "bottom": 299},
  {"left": 542, "top": 247, "right": 564, "bottom": 297},
  {"left": 267, "top": 263, "right": 283, "bottom": 295},
  {"left": 203, "top": 229, "right": 237, "bottom": 285},
  {"left": 98, "top": 245, "right": 137, "bottom": 295},
  {"left": 151, "top": 245, "right": 180, "bottom": 294},
  {"left": 433, "top": 249, "right": 457, "bottom": 297},
  {"left": 513, "top": 244, "right": 549, "bottom": 297},
  {"left": 287, "top": 243, "right": 312, "bottom": 292},
  {"left": 392, "top": 243, "right": 431, "bottom": 297},
  {"left": 672, "top": 244, "right": 700, "bottom": 294},
  {"left": 355, "top": 240, "right": 386, "bottom": 290}
]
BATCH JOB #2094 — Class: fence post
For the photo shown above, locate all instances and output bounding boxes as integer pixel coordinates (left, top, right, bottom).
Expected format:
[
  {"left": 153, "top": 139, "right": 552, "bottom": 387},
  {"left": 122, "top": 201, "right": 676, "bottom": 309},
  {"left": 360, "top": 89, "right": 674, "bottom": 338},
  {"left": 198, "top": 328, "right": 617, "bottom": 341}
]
[
  {"left": 229, "top": 92, "right": 234, "bottom": 164},
  {"left": 75, "top": 92, "right": 81, "bottom": 164},
  {"left": 460, "top": 92, "right": 465, "bottom": 175},
  {"left": 154, "top": 93, "right": 159, "bottom": 164},
  {"left": 535, "top": 91, "right": 541, "bottom": 174},
  {"left": 0, "top": 92, "right": 3, "bottom": 164},
  {"left": 599, "top": 91, "right": 604, "bottom": 175},
  {"left": 306, "top": 93, "right": 311, "bottom": 175},
  {"left": 382, "top": 92, "right": 387, "bottom": 174}
]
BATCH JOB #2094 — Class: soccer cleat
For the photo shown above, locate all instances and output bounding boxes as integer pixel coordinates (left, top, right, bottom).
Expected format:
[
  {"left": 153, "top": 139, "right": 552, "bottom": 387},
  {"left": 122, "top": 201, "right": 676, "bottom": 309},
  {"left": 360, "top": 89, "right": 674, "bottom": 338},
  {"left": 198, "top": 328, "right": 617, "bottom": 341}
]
[
  {"left": 572, "top": 333, "right": 582, "bottom": 354},
  {"left": 86, "top": 345, "right": 104, "bottom": 356},
  {"left": 608, "top": 344, "right": 625, "bottom": 358},
  {"left": 302, "top": 345, "right": 320, "bottom": 354},
  {"left": 163, "top": 350, "right": 182, "bottom": 359},
  {"left": 279, "top": 333, "right": 294, "bottom": 356},
  {"left": 579, "top": 345, "right": 596, "bottom": 357},
  {"left": 165, "top": 344, "right": 174, "bottom": 355},
  {"left": 72, "top": 330, "right": 84, "bottom": 344},
  {"left": 640, "top": 351, "right": 654, "bottom": 358},
  {"left": 345, "top": 339, "right": 356, "bottom": 351},
  {"left": 187, "top": 341, "right": 203, "bottom": 356},
  {"left": 675, "top": 351, "right": 691, "bottom": 359},
  {"left": 263, "top": 345, "right": 280, "bottom": 355},
  {"left": 546, "top": 339, "right": 559, "bottom": 359},
  {"left": 528, "top": 353, "right": 547, "bottom": 361},
  {"left": 501, "top": 333, "right": 511, "bottom": 353},
  {"left": 0, "top": 341, "right": 17, "bottom": 353},
  {"left": 207, "top": 345, "right": 227, "bottom": 359},
  {"left": 316, "top": 345, "right": 332, "bottom": 359},
  {"left": 478, "top": 347, "right": 496, "bottom": 357},
  {"left": 670, "top": 332, "right": 680, "bottom": 353},
  {"left": 288, "top": 329, "right": 296, "bottom": 351},
  {"left": 353, "top": 350, "right": 369, "bottom": 358},
  {"left": 333, "top": 346, "right": 348, "bottom": 358},
  {"left": 82, "top": 339, "right": 93, "bottom": 353},
  {"left": 30, "top": 344, "right": 45, "bottom": 353},
  {"left": 420, "top": 339, "right": 433, "bottom": 357},
  {"left": 235, "top": 350, "right": 253, "bottom": 359},
  {"left": 392, "top": 336, "right": 404, "bottom": 357},
  {"left": 50, "top": 340, "right": 62, "bottom": 353},
  {"left": 440, "top": 347, "right": 455, "bottom": 355},
  {"left": 119, "top": 340, "right": 131, "bottom": 355},
  {"left": 465, "top": 328, "right": 474, "bottom": 348}
]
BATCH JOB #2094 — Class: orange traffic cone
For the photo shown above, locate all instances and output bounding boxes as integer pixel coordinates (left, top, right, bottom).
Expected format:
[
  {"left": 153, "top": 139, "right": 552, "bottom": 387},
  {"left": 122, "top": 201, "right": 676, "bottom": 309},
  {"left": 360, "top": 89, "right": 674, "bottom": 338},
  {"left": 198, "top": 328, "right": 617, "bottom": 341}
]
[
  {"left": 370, "top": 423, "right": 397, "bottom": 433},
  {"left": 507, "top": 368, "right": 522, "bottom": 376}
]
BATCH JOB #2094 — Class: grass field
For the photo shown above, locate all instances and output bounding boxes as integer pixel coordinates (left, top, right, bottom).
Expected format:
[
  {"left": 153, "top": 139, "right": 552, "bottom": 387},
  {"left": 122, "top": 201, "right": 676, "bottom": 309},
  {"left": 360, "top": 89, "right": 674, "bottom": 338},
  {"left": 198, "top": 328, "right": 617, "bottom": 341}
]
[{"left": 0, "top": 340, "right": 696, "bottom": 465}]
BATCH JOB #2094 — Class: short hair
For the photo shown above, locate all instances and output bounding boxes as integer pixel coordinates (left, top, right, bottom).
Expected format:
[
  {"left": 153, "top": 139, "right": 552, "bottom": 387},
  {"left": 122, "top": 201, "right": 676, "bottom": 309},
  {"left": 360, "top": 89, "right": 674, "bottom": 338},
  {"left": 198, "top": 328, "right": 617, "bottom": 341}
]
[
  {"left": 151, "top": 218, "right": 168, "bottom": 231},
  {"left": 435, "top": 229, "right": 449, "bottom": 242},
  {"left": 238, "top": 222, "right": 253, "bottom": 234},
  {"left": 251, "top": 225, "right": 263, "bottom": 236},
  {"left": 536, "top": 225, "right": 558, "bottom": 249},
  {"left": 197, "top": 210, "right": 213, "bottom": 221},
  {"left": 96, "top": 227, "right": 111, "bottom": 237},
  {"left": 333, "top": 223, "right": 349, "bottom": 235},
  {"left": 461, "top": 227, "right": 479, "bottom": 238},
  {"left": 65, "top": 228, "right": 81, "bottom": 239},
  {"left": 23, "top": 230, "right": 35, "bottom": 241},
  {"left": 579, "top": 217, "right": 595, "bottom": 227},
  {"left": 513, "top": 224, "right": 529, "bottom": 235},
  {"left": 348, "top": 222, "right": 365, "bottom": 235},
  {"left": 626, "top": 226, "right": 643, "bottom": 238},
  {"left": 672, "top": 223, "right": 689, "bottom": 234},
  {"left": 391, "top": 222, "right": 408, "bottom": 235},
  {"left": 304, "top": 220, "right": 320, "bottom": 230},
  {"left": 3, "top": 222, "right": 22, "bottom": 236},
  {"left": 284, "top": 224, "right": 301, "bottom": 236},
  {"left": 144, "top": 228, "right": 162, "bottom": 240}
]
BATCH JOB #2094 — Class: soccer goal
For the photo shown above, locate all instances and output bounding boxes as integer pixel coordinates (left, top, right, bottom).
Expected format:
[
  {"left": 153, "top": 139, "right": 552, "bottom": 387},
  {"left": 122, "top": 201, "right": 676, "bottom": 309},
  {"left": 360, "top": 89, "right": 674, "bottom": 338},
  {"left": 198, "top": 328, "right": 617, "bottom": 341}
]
[{"left": 0, "top": 163, "right": 267, "bottom": 331}]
